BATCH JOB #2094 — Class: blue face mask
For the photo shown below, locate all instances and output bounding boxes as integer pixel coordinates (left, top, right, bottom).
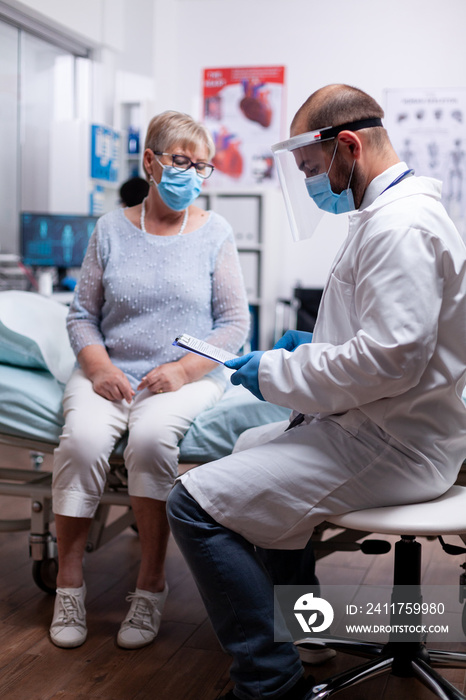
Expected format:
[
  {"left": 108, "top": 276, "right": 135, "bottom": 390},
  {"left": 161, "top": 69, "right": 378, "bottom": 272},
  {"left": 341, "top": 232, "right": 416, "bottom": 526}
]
[
  {"left": 305, "top": 143, "right": 356, "bottom": 215},
  {"left": 152, "top": 167, "right": 202, "bottom": 211},
  {"left": 305, "top": 172, "right": 355, "bottom": 214}
]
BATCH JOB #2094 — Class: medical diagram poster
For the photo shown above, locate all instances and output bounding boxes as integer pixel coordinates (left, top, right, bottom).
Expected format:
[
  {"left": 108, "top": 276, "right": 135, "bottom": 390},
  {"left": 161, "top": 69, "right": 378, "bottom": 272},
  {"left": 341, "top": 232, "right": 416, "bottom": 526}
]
[
  {"left": 385, "top": 88, "right": 466, "bottom": 237},
  {"left": 202, "top": 66, "right": 285, "bottom": 187}
]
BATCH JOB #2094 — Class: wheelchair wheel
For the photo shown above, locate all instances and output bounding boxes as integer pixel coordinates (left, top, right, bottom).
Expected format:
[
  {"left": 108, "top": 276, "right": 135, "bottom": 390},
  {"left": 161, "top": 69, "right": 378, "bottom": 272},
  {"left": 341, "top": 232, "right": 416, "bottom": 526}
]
[{"left": 32, "top": 558, "right": 58, "bottom": 595}]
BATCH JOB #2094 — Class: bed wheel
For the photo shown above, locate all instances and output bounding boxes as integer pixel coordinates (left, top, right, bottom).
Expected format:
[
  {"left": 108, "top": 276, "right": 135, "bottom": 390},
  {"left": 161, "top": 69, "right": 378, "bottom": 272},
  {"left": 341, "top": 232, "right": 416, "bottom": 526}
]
[{"left": 32, "top": 558, "right": 58, "bottom": 595}]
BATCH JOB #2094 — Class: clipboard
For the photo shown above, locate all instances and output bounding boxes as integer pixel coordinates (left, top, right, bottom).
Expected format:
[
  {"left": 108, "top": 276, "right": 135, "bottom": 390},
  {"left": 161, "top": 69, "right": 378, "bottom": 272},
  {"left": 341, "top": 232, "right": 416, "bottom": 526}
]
[{"left": 173, "top": 334, "right": 239, "bottom": 365}]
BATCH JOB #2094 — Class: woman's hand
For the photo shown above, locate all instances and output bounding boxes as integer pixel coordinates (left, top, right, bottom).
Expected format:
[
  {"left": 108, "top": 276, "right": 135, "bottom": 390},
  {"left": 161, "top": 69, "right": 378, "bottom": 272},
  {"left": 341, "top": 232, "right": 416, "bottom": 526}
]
[
  {"left": 91, "top": 365, "right": 135, "bottom": 403},
  {"left": 77, "top": 345, "right": 135, "bottom": 403},
  {"left": 138, "top": 362, "right": 189, "bottom": 394}
]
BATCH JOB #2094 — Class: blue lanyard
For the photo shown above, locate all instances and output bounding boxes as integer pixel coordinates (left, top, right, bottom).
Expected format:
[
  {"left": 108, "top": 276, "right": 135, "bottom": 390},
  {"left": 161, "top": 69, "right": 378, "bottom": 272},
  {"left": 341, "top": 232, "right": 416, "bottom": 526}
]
[{"left": 381, "top": 168, "right": 414, "bottom": 195}]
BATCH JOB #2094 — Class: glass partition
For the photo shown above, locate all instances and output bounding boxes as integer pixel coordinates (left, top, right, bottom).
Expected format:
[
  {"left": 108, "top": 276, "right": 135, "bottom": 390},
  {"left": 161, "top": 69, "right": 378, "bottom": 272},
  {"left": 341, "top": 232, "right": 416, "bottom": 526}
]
[
  {"left": 0, "top": 18, "right": 91, "bottom": 256},
  {"left": 0, "top": 22, "right": 19, "bottom": 253},
  {"left": 20, "top": 32, "right": 74, "bottom": 214}
]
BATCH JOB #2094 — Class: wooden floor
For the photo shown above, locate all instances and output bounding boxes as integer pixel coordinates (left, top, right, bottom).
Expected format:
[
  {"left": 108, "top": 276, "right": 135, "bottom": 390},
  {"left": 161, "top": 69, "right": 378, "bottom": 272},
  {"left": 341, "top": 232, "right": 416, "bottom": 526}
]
[{"left": 1, "top": 446, "right": 466, "bottom": 700}]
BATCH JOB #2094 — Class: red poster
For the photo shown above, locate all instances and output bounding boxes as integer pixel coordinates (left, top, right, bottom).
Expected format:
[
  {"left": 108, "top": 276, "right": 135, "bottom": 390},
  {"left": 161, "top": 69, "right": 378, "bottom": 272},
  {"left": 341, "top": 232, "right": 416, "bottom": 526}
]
[{"left": 203, "top": 66, "right": 286, "bottom": 187}]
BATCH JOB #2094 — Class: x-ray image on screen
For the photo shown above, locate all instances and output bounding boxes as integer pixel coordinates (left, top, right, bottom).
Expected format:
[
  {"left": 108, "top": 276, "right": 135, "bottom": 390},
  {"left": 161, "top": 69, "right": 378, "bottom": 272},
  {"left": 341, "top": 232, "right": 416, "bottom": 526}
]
[{"left": 20, "top": 213, "right": 99, "bottom": 268}]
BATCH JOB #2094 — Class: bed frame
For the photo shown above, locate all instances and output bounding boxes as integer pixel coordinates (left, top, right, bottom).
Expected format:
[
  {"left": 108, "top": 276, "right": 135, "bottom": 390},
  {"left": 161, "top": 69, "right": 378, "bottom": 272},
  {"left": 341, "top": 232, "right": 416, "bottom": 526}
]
[
  {"left": 0, "top": 432, "right": 176, "bottom": 593},
  {"left": 2, "top": 430, "right": 466, "bottom": 594}
]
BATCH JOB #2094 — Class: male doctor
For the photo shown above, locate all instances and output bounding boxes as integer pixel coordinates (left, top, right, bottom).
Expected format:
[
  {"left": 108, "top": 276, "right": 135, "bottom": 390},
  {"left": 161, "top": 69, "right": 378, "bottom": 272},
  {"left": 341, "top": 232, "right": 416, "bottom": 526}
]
[{"left": 167, "top": 84, "right": 466, "bottom": 700}]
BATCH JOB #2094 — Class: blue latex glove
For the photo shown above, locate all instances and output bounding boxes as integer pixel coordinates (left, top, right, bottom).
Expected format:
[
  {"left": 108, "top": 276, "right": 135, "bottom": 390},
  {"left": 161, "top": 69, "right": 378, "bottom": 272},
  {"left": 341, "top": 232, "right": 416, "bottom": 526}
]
[
  {"left": 273, "top": 330, "right": 313, "bottom": 352},
  {"left": 225, "top": 351, "right": 265, "bottom": 401}
]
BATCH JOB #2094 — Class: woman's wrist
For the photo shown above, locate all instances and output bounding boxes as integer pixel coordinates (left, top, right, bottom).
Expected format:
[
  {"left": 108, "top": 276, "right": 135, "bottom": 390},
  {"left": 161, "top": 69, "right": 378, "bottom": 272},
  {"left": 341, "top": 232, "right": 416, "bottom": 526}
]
[
  {"left": 77, "top": 345, "right": 113, "bottom": 380},
  {"left": 177, "top": 356, "right": 214, "bottom": 384}
]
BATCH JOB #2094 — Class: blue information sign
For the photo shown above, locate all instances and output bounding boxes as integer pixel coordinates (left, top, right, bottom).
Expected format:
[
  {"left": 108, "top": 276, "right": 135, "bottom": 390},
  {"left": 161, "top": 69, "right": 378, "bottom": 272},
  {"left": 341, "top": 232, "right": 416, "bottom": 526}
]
[{"left": 90, "top": 125, "right": 120, "bottom": 182}]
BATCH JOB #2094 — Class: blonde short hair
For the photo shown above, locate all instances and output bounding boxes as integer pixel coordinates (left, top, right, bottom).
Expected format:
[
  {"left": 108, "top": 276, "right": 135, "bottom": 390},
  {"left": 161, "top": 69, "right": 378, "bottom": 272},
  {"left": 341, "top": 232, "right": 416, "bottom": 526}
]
[{"left": 143, "top": 111, "right": 215, "bottom": 178}]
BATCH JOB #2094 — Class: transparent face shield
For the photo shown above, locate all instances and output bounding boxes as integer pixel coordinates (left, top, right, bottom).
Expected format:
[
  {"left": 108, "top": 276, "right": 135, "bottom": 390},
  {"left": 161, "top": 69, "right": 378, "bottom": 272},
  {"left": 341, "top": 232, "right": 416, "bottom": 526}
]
[
  {"left": 271, "top": 118, "right": 383, "bottom": 241},
  {"left": 272, "top": 129, "right": 335, "bottom": 241}
]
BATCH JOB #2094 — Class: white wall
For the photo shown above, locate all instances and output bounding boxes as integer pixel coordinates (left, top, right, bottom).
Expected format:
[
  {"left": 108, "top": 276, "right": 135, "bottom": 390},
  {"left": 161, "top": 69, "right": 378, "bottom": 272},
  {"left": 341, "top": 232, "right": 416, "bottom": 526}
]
[
  {"left": 151, "top": 0, "right": 466, "bottom": 295},
  {"left": 115, "top": 0, "right": 155, "bottom": 78}
]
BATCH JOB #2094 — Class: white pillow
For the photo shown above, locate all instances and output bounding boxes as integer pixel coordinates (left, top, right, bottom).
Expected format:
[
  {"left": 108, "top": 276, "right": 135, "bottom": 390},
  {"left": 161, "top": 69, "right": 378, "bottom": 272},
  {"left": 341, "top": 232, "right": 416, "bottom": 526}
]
[{"left": 0, "top": 290, "right": 75, "bottom": 384}]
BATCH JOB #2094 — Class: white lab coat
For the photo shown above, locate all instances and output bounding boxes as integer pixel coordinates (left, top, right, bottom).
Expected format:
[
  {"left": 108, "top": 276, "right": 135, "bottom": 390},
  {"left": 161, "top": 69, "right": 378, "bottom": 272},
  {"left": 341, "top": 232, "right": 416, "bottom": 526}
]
[{"left": 181, "top": 165, "right": 466, "bottom": 549}]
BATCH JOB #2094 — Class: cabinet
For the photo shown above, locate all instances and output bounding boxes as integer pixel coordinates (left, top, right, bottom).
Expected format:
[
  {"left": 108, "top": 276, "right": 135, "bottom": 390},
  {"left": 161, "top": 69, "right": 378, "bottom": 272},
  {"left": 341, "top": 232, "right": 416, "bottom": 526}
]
[
  {"left": 198, "top": 190, "right": 284, "bottom": 351},
  {"left": 119, "top": 103, "right": 143, "bottom": 182},
  {"left": 118, "top": 101, "right": 154, "bottom": 183}
]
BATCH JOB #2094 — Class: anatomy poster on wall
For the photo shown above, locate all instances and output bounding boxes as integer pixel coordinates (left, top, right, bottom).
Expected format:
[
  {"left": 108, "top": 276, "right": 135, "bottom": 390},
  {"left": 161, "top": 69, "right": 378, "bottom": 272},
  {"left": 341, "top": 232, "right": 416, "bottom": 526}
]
[
  {"left": 202, "top": 66, "right": 285, "bottom": 187},
  {"left": 385, "top": 88, "right": 466, "bottom": 236}
]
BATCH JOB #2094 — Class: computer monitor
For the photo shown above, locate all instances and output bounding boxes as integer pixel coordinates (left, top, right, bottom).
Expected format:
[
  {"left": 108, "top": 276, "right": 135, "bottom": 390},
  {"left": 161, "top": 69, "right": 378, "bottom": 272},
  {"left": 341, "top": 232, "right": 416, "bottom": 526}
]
[{"left": 20, "top": 212, "right": 99, "bottom": 269}]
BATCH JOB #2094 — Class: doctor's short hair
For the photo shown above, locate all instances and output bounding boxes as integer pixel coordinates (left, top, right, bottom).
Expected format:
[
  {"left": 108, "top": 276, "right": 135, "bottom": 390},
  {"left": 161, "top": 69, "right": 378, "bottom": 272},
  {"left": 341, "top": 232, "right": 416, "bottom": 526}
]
[
  {"left": 143, "top": 111, "right": 215, "bottom": 178},
  {"left": 293, "top": 84, "right": 388, "bottom": 151}
]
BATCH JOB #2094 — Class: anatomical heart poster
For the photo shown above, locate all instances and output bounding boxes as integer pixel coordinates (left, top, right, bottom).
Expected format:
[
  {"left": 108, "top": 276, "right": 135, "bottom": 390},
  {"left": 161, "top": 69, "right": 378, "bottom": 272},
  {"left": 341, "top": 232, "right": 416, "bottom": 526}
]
[{"left": 203, "top": 66, "right": 285, "bottom": 187}]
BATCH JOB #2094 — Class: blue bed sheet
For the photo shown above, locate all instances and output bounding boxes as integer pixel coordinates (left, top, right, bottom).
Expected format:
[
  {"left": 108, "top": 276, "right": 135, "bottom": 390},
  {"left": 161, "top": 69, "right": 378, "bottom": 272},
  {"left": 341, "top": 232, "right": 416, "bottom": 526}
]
[
  {"left": 0, "top": 364, "right": 290, "bottom": 462},
  {"left": 0, "top": 364, "right": 64, "bottom": 443}
]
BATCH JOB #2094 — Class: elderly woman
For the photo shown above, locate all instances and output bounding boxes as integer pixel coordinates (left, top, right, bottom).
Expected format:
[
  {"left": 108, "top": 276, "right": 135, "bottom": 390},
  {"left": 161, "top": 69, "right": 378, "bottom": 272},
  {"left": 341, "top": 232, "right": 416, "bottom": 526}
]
[{"left": 50, "top": 111, "right": 249, "bottom": 649}]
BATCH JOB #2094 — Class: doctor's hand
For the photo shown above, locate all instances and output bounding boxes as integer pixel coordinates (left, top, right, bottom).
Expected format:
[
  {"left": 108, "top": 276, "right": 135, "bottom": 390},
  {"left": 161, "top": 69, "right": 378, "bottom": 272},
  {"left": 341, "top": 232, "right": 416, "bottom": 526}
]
[
  {"left": 273, "top": 330, "right": 313, "bottom": 352},
  {"left": 225, "top": 351, "right": 265, "bottom": 401}
]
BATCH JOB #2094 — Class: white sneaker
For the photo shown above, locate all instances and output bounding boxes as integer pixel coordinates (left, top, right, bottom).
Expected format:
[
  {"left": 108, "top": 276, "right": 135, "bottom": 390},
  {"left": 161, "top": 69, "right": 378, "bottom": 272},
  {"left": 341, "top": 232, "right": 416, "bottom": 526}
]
[
  {"left": 50, "top": 584, "right": 87, "bottom": 648},
  {"left": 295, "top": 639, "right": 336, "bottom": 665},
  {"left": 117, "top": 584, "right": 169, "bottom": 649}
]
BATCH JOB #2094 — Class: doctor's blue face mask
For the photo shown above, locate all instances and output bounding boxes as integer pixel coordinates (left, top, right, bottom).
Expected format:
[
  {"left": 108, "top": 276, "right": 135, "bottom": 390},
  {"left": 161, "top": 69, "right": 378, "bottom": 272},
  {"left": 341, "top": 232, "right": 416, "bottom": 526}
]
[
  {"left": 305, "top": 142, "right": 356, "bottom": 215},
  {"left": 271, "top": 117, "right": 383, "bottom": 241}
]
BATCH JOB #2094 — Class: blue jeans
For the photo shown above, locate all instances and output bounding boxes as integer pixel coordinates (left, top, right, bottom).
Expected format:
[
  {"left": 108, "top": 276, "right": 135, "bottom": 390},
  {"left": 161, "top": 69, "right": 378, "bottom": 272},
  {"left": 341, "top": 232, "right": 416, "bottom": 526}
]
[{"left": 166, "top": 482, "right": 304, "bottom": 700}]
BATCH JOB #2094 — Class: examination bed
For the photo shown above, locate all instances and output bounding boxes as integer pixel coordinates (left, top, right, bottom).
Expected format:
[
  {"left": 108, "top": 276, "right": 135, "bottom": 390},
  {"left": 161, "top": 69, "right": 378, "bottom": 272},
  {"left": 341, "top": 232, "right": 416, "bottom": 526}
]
[{"left": 0, "top": 291, "right": 289, "bottom": 592}]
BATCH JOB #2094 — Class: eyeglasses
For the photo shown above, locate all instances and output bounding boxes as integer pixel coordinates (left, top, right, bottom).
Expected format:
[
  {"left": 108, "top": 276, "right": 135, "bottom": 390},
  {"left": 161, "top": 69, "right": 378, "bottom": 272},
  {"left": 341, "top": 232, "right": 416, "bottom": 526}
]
[{"left": 153, "top": 151, "right": 215, "bottom": 179}]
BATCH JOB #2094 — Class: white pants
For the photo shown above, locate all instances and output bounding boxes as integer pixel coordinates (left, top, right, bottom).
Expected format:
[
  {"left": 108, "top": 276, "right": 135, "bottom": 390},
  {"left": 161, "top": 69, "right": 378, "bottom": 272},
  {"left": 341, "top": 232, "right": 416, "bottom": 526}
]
[
  {"left": 53, "top": 369, "right": 223, "bottom": 518},
  {"left": 180, "top": 411, "right": 452, "bottom": 550}
]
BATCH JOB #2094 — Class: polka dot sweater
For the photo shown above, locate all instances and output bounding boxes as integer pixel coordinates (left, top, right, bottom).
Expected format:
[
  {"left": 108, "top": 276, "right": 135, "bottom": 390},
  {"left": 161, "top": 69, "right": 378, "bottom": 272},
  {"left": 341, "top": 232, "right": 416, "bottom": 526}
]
[{"left": 66, "top": 208, "right": 250, "bottom": 388}]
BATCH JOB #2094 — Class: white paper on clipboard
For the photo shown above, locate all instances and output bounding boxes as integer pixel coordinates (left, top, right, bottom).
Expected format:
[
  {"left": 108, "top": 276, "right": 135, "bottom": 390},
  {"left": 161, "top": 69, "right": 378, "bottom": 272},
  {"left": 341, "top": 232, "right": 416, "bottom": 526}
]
[{"left": 173, "top": 334, "right": 239, "bottom": 365}]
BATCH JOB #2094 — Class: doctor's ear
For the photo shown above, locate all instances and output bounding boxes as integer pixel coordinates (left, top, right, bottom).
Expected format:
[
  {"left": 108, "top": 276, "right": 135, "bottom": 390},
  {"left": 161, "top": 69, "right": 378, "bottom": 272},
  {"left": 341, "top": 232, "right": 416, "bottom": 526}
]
[{"left": 337, "top": 131, "right": 362, "bottom": 159}]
